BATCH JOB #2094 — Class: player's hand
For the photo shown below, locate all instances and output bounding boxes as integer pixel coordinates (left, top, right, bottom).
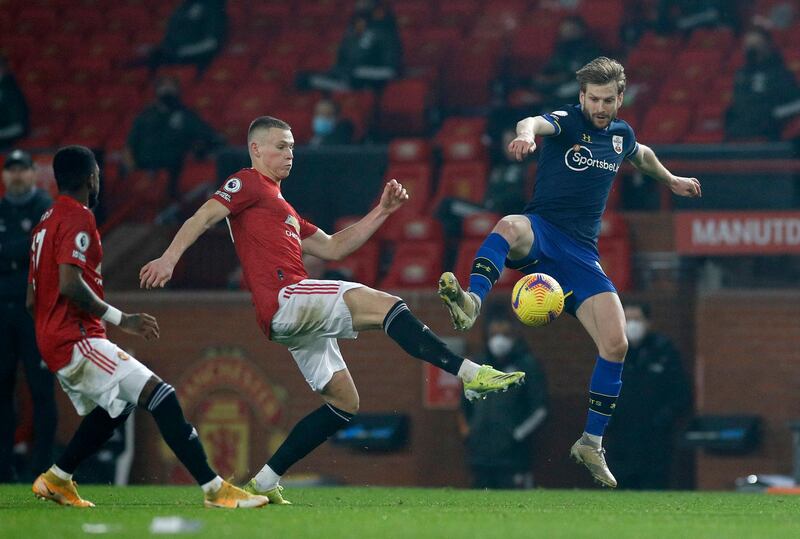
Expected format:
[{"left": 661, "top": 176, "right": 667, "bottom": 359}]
[
  {"left": 670, "top": 176, "right": 702, "bottom": 198},
  {"left": 139, "top": 257, "right": 174, "bottom": 289},
  {"left": 119, "top": 312, "right": 160, "bottom": 340},
  {"left": 508, "top": 135, "right": 536, "bottom": 161},
  {"left": 379, "top": 179, "right": 409, "bottom": 214}
]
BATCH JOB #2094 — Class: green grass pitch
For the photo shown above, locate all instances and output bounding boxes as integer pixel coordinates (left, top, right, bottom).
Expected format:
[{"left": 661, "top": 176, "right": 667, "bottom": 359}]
[{"left": 2, "top": 485, "right": 799, "bottom": 538}]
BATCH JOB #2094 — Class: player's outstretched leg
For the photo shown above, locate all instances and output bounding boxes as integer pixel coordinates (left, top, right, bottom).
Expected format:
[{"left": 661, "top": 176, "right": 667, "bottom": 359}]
[
  {"left": 439, "top": 216, "right": 533, "bottom": 331},
  {"left": 143, "top": 380, "right": 268, "bottom": 508},
  {"left": 383, "top": 299, "right": 524, "bottom": 400},
  {"left": 32, "top": 405, "right": 133, "bottom": 507}
]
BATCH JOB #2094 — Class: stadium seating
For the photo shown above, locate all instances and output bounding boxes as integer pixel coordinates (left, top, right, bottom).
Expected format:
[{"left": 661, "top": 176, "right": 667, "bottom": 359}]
[{"left": 380, "top": 241, "right": 443, "bottom": 288}]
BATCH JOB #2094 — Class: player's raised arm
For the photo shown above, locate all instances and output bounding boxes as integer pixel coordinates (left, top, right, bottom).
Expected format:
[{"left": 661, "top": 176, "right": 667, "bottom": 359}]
[
  {"left": 60, "top": 263, "right": 159, "bottom": 340},
  {"left": 629, "top": 143, "right": 702, "bottom": 198},
  {"left": 302, "top": 179, "right": 408, "bottom": 261},
  {"left": 508, "top": 116, "right": 558, "bottom": 161},
  {"left": 139, "top": 198, "right": 231, "bottom": 289}
]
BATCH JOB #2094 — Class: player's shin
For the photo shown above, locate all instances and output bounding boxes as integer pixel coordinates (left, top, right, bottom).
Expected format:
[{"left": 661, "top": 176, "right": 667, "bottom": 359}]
[
  {"left": 255, "top": 403, "right": 354, "bottom": 490},
  {"left": 54, "top": 404, "right": 134, "bottom": 476},
  {"left": 468, "top": 233, "right": 510, "bottom": 302},
  {"left": 383, "top": 301, "right": 478, "bottom": 378},
  {"left": 583, "top": 356, "right": 624, "bottom": 446},
  {"left": 145, "top": 382, "right": 219, "bottom": 490}
]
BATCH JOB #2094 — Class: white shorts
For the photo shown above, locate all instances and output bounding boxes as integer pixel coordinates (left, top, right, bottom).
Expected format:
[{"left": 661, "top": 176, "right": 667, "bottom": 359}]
[
  {"left": 270, "top": 279, "right": 364, "bottom": 392},
  {"left": 56, "top": 338, "right": 155, "bottom": 418}
]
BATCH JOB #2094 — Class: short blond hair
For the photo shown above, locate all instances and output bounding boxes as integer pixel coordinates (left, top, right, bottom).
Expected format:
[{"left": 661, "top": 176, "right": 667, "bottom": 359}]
[{"left": 576, "top": 57, "right": 626, "bottom": 94}]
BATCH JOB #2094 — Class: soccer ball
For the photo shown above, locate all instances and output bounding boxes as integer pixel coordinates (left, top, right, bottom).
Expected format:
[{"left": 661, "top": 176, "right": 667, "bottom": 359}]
[{"left": 511, "top": 273, "right": 564, "bottom": 327}]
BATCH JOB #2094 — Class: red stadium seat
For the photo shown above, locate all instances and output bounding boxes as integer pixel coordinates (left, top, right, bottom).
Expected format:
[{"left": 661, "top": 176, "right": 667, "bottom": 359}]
[
  {"left": 684, "top": 102, "right": 727, "bottom": 144},
  {"left": 442, "top": 39, "right": 501, "bottom": 108},
  {"left": 583, "top": 0, "right": 623, "bottom": 51},
  {"left": 380, "top": 241, "right": 443, "bottom": 289},
  {"left": 597, "top": 212, "right": 631, "bottom": 291},
  {"left": 441, "top": 135, "right": 487, "bottom": 162},
  {"left": 203, "top": 56, "right": 253, "bottom": 85},
  {"left": 685, "top": 27, "right": 734, "bottom": 53},
  {"left": 508, "top": 20, "right": 559, "bottom": 79},
  {"left": 437, "top": 117, "right": 487, "bottom": 139},
  {"left": 328, "top": 241, "right": 381, "bottom": 287},
  {"left": 379, "top": 79, "right": 430, "bottom": 136},
  {"left": 636, "top": 31, "right": 684, "bottom": 54},
  {"left": 658, "top": 78, "right": 697, "bottom": 105},
  {"left": 638, "top": 105, "right": 692, "bottom": 144},
  {"left": 379, "top": 215, "right": 444, "bottom": 243},
  {"left": 432, "top": 161, "right": 489, "bottom": 209},
  {"left": 272, "top": 109, "right": 313, "bottom": 145},
  {"left": 394, "top": 1, "right": 434, "bottom": 31},
  {"left": 462, "top": 212, "right": 501, "bottom": 239},
  {"left": 388, "top": 138, "right": 432, "bottom": 163},
  {"left": 626, "top": 49, "right": 673, "bottom": 85},
  {"left": 383, "top": 162, "right": 433, "bottom": 217},
  {"left": 676, "top": 50, "right": 724, "bottom": 85},
  {"left": 335, "top": 90, "right": 376, "bottom": 142},
  {"left": 178, "top": 159, "right": 217, "bottom": 196}
]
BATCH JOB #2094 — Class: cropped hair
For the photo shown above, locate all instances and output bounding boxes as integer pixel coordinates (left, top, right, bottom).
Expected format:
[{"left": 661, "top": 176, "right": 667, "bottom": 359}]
[{"left": 576, "top": 56, "right": 626, "bottom": 94}]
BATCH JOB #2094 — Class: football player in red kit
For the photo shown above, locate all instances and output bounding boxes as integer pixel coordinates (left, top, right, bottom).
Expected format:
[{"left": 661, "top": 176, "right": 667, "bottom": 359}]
[
  {"left": 140, "top": 117, "right": 525, "bottom": 503},
  {"left": 28, "top": 146, "right": 267, "bottom": 509}
]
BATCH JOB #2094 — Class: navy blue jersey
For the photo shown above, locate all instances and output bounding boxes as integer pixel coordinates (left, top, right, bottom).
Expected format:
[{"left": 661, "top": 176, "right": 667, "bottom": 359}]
[{"left": 522, "top": 104, "right": 638, "bottom": 251}]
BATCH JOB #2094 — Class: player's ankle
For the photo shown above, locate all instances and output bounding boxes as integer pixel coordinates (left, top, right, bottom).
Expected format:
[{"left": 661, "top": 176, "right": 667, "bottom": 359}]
[{"left": 457, "top": 359, "right": 481, "bottom": 382}]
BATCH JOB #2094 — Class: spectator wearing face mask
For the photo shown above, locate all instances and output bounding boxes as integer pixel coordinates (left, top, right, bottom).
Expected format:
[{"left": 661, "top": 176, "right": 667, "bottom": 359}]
[
  {"left": 124, "top": 76, "right": 223, "bottom": 201},
  {"left": 725, "top": 26, "right": 800, "bottom": 141},
  {"left": 458, "top": 307, "right": 548, "bottom": 489},
  {"left": 309, "top": 99, "right": 354, "bottom": 147},
  {"left": 603, "top": 302, "right": 692, "bottom": 490}
]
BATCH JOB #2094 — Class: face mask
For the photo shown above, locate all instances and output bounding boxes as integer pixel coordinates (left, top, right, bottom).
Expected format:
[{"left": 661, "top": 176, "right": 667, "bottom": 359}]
[
  {"left": 313, "top": 116, "right": 335, "bottom": 136},
  {"left": 488, "top": 334, "right": 514, "bottom": 358},
  {"left": 158, "top": 93, "right": 181, "bottom": 110},
  {"left": 625, "top": 320, "right": 646, "bottom": 345}
]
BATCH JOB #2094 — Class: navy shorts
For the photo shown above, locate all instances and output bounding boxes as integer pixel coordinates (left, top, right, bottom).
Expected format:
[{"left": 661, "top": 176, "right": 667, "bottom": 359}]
[{"left": 505, "top": 214, "right": 616, "bottom": 316}]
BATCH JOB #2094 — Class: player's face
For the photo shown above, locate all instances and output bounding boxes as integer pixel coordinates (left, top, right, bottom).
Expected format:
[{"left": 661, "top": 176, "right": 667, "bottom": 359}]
[
  {"left": 1, "top": 164, "right": 36, "bottom": 197},
  {"left": 253, "top": 128, "right": 294, "bottom": 180},
  {"left": 579, "top": 82, "right": 623, "bottom": 129},
  {"left": 88, "top": 164, "right": 100, "bottom": 208}
]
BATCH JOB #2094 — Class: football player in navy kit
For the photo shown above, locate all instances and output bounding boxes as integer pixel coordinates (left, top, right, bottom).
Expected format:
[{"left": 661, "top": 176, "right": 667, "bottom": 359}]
[{"left": 438, "top": 57, "right": 701, "bottom": 487}]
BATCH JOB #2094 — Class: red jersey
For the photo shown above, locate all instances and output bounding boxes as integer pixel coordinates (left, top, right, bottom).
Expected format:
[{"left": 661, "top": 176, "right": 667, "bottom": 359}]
[
  {"left": 29, "top": 195, "right": 106, "bottom": 372},
  {"left": 212, "top": 168, "right": 318, "bottom": 334}
]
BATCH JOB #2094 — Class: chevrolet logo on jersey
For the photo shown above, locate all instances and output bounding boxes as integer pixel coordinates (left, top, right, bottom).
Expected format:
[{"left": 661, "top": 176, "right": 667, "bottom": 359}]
[
  {"left": 284, "top": 215, "right": 300, "bottom": 234},
  {"left": 581, "top": 133, "right": 592, "bottom": 143}
]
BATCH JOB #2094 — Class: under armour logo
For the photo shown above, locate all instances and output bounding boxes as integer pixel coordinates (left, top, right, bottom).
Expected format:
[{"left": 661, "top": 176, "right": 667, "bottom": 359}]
[
  {"left": 475, "top": 262, "right": 491, "bottom": 272},
  {"left": 581, "top": 133, "right": 592, "bottom": 143}
]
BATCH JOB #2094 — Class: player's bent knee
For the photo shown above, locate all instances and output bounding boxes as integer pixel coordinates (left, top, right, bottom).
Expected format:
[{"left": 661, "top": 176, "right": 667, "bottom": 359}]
[
  {"left": 137, "top": 374, "right": 164, "bottom": 407},
  {"left": 603, "top": 336, "right": 628, "bottom": 361},
  {"left": 493, "top": 216, "right": 530, "bottom": 249}
]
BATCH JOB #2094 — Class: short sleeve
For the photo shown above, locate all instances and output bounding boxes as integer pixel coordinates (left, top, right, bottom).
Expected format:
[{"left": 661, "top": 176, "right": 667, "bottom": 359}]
[
  {"left": 541, "top": 106, "right": 580, "bottom": 138},
  {"left": 624, "top": 124, "right": 639, "bottom": 160},
  {"left": 213, "top": 175, "right": 259, "bottom": 216},
  {"left": 55, "top": 211, "right": 95, "bottom": 269},
  {"left": 298, "top": 215, "right": 318, "bottom": 239}
]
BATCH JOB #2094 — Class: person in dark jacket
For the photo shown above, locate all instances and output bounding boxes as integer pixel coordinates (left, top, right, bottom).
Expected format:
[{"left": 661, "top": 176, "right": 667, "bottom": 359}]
[
  {"left": 124, "top": 76, "right": 223, "bottom": 201},
  {"left": 0, "top": 149, "right": 55, "bottom": 482},
  {"left": 0, "top": 56, "right": 29, "bottom": 149},
  {"left": 726, "top": 27, "right": 800, "bottom": 141},
  {"left": 147, "top": 0, "right": 227, "bottom": 72},
  {"left": 604, "top": 301, "right": 692, "bottom": 489},
  {"left": 460, "top": 307, "right": 548, "bottom": 489}
]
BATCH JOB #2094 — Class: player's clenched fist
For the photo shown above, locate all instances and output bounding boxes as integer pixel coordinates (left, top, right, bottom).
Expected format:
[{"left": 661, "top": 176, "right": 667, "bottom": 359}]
[
  {"left": 508, "top": 136, "right": 536, "bottom": 162},
  {"left": 379, "top": 178, "right": 409, "bottom": 214},
  {"left": 139, "top": 257, "right": 174, "bottom": 289}
]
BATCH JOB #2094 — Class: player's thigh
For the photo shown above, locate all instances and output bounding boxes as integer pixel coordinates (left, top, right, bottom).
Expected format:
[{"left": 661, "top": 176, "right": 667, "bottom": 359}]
[
  {"left": 320, "top": 368, "right": 359, "bottom": 414},
  {"left": 493, "top": 214, "right": 535, "bottom": 260},
  {"left": 343, "top": 286, "right": 401, "bottom": 331},
  {"left": 576, "top": 291, "right": 628, "bottom": 361}
]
